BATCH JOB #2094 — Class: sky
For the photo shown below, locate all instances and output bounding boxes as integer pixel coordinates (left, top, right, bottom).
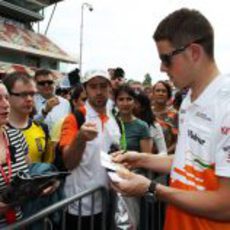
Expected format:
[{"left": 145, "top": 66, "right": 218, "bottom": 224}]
[{"left": 37, "top": 0, "right": 230, "bottom": 83}]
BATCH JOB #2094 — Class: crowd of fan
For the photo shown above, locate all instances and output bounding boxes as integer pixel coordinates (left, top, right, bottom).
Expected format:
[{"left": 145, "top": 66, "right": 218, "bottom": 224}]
[{"left": 0, "top": 65, "right": 181, "bottom": 229}]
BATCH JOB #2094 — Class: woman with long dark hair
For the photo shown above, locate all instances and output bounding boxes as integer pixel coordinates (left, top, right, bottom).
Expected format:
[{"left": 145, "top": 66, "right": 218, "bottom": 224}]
[
  {"left": 114, "top": 84, "right": 152, "bottom": 230},
  {"left": 133, "top": 91, "right": 167, "bottom": 154}
]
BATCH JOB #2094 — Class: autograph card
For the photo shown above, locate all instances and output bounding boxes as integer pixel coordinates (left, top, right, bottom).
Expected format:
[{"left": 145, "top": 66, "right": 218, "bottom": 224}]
[{"left": 100, "top": 151, "right": 119, "bottom": 171}]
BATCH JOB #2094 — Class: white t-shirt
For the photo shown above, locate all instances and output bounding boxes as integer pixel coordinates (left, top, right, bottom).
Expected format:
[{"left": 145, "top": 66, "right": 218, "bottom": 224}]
[
  {"left": 34, "top": 94, "right": 71, "bottom": 141},
  {"left": 64, "top": 101, "right": 121, "bottom": 216}
]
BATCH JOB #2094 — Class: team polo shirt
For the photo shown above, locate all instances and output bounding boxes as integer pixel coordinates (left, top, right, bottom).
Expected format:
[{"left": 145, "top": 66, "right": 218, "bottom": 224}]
[{"left": 165, "top": 74, "right": 230, "bottom": 230}]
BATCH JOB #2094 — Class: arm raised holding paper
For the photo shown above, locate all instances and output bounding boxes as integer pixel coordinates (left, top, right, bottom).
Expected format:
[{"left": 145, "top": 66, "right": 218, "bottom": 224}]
[{"left": 62, "top": 122, "right": 98, "bottom": 170}]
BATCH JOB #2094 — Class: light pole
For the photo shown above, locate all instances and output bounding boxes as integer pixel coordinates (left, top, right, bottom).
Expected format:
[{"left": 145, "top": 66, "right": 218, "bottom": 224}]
[{"left": 79, "top": 2, "right": 93, "bottom": 77}]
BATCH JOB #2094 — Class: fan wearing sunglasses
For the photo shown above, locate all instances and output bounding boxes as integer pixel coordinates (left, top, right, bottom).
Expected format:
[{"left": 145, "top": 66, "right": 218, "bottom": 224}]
[{"left": 34, "top": 69, "right": 71, "bottom": 144}]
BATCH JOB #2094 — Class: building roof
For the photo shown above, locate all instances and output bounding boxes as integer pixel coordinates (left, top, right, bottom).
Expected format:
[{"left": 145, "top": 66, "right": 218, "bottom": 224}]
[
  {"left": 0, "top": 61, "right": 35, "bottom": 76},
  {"left": 0, "top": 21, "right": 77, "bottom": 63},
  {"left": 0, "top": 1, "right": 64, "bottom": 22},
  {"left": 0, "top": 61, "right": 64, "bottom": 79}
]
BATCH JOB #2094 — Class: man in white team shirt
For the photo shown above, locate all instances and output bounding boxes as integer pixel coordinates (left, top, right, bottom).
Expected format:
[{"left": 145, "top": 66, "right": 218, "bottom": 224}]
[{"left": 111, "top": 8, "right": 230, "bottom": 230}]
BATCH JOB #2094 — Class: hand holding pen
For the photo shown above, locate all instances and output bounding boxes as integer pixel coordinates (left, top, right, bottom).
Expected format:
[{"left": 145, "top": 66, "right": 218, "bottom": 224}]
[{"left": 111, "top": 150, "right": 141, "bottom": 170}]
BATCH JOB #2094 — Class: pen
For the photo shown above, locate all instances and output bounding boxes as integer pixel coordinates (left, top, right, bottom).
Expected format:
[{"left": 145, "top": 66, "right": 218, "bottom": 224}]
[{"left": 121, "top": 150, "right": 127, "bottom": 154}]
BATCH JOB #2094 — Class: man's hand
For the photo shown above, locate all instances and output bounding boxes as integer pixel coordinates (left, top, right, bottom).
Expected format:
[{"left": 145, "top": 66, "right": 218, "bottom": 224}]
[
  {"left": 111, "top": 170, "right": 151, "bottom": 196},
  {"left": 78, "top": 122, "right": 98, "bottom": 142},
  {"left": 112, "top": 151, "right": 142, "bottom": 169},
  {"left": 43, "top": 96, "right": 60, "bottom": 115},
  {"left": 41, "top": 180, "right": 60, "bottom": 196}
]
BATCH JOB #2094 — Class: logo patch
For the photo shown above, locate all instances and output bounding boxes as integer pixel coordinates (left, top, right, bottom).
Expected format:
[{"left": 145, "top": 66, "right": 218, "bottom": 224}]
[
  {"left": 188, "top": 129, "right": 206, "bottom": 145},
  {"left": 221, "top": 127, "right": 230, "bottom": 135},
  {"left": 195, "top": 111, "right": 212, "bottom": 122}
]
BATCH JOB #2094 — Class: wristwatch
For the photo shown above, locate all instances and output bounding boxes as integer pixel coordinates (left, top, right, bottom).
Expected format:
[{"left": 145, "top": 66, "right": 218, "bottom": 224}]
[{"left": 147, "top": 180, "right": 158, "bottom": 196}]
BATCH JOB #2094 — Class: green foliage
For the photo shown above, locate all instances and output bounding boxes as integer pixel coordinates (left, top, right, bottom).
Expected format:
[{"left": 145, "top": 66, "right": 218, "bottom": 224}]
[{"left": 142, "top": 73, "right": 152, "bottom": 86}]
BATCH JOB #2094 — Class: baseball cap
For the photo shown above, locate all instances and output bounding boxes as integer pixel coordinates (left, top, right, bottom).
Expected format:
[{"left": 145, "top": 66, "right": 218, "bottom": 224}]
[{"left": 81, "top": 69, "right": 110, "bottom": 84}]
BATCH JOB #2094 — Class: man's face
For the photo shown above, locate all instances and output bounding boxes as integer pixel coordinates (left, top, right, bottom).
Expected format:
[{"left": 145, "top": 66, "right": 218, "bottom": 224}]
[
  {"left": 130, "top": 83, "right": 143, "bottom": 93},
  {"left": 9, "top": 80, "right": 37, "bottom": 116},
  {"left": 111, "top": 76, "right": 125, "bottom": 90},
  {"left": 156, "top": 40, "right": 193, "bottom": 89},
  {"left": 85, "top": 76, "right": 110, "bottom": 109},
  {"left": 35, "top": 74, "right": 55, "bottom": 98}
]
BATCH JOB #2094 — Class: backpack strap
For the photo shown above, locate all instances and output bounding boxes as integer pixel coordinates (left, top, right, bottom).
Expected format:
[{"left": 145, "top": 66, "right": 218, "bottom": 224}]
[
  {"left": 54, "top": 110, "right": 85, "bottom": 171},
  {"left": 33, "top": 120, "right": 50, "bottom": 162},
  {"left": 73, "top": 110, "right": 85, "bottom": 129}
]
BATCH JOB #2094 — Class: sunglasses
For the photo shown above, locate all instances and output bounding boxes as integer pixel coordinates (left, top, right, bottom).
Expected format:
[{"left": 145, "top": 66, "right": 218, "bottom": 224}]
[
  {"left": 159, "top": 37, "right": 208, "bottom": 67},
  {"left": 10, "top": 91, "right": 37, "bottom": 98},
  {"left": 37, "top": 80, "right": 54, "bottom": 86}
]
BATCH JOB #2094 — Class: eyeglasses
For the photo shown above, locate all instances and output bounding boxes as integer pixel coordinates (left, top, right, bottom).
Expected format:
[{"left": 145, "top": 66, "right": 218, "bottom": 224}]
[
  {"left": 36, "top": 80, "right": 54, "bottom": 86},
  {"left": 159, "top": 37, "right": 208, "bottom": 67},
  {"left": 10, "top": 92, "right": 37, "bottom": 98}
]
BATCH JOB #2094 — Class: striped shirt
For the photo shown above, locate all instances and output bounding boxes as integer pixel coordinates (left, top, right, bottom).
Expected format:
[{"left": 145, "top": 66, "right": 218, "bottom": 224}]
[{"left": 0, "top": 126, "right": 29, "bottom": 227}]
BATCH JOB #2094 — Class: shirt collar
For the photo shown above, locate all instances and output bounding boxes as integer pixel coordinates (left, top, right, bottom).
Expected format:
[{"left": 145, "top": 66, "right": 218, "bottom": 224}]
[{"left": 187, "top": 74, "right": 223, "bottom": 107}]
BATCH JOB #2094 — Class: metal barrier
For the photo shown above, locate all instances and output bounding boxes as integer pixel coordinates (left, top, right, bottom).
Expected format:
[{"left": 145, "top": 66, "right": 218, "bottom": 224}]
[
  {"left": 139, "top": 173, "right": 168, "bottom": 230},
  {"left": 7, "top": 185, "right": 108, "bottom": 230},
  {"left": 7, "top": 176, "right": 167, "bottom": 230}
]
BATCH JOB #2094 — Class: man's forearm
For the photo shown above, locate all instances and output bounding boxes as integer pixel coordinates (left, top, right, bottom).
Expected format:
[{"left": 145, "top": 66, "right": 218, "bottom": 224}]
[
  {"left": 62, "top": 134, "right": 86, "bottom": 170},
  {"left": 156, "top": 181, "right": 230, "bottom": 221},
  {"left": 139, "top": 154, "right": 173, "bottom": 174}
]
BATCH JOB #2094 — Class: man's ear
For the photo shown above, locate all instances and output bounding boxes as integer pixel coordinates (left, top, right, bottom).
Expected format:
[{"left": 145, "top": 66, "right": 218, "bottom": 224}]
[{"left": 190, "top": 43, "right": 203, "bottom": 62}]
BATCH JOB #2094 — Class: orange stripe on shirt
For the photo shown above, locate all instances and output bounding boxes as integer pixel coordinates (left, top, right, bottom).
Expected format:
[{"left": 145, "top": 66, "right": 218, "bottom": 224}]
[{"left": 173, "top": 165, "right": 219, "bottom": 190}]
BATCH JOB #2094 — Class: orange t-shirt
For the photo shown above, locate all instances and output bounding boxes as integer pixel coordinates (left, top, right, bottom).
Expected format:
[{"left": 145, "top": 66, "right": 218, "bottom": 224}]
[
  {"left": 59, "top": 113, "right": 78, "bottom": 147},
  {"left": 59, "top": 106, "right": 109, "bottom": 147},
  {"left": 59, "top": 106, "right": 86, "bottom": 147}
]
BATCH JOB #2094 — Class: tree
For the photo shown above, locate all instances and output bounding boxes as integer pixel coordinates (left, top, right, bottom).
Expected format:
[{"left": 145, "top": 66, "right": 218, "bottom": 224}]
[{"left": 142, "top": 73, "right": 152, "bottom": 86}]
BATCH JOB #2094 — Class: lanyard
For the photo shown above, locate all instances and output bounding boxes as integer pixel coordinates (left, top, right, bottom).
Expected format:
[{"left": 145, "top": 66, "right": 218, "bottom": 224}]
[
  {"left": 119, "top": 118, "right": 127, "bottom": 151},
  {"left": 0, "top": 132, "right": 12, "bottom": 185},
  {"left": 0, "top": 131, "right": 15, "bottom": 224}
]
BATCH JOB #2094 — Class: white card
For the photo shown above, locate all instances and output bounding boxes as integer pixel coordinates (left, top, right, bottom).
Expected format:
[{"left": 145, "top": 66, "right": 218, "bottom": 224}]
[
  {"left": 100, "top": 151, "right": 119, "bottom": 171},
  {"left": 108, "top": 172, "right": 124, "bottom": 182}
]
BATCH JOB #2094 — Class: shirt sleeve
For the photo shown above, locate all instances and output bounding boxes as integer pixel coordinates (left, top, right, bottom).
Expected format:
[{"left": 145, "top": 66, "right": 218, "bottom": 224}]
[
  {"left": 215, "top": 110, "right": 230, "bottom": 177},
  {"left": 151, "top": 122, "right": 168, "bottom": 154},
  {"left": 139, "top": 120, "right": 151, "bottom": 139},
  {"left": 59, "top": 114, "right": 79, "bottom": 147}
]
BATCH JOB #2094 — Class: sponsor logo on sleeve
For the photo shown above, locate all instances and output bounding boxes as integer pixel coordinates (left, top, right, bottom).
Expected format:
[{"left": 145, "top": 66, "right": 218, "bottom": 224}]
[
  {"left": 221, "top": 127, "right": 230, "bottom": 135},
  {"left": 223, "top": 146, "right": 230, "bottom": 163}
]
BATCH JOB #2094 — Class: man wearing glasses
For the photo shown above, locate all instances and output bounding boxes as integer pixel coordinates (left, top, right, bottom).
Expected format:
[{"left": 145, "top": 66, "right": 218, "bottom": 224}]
[
  {"left": 111, "top": 8, "right": 230, "bottom": 230},
  {"left": 3, "top": 72, "right": 54, "bottom": 163},
  {"left": 34, "top": 69, "right": 71, "bottom": 143}
]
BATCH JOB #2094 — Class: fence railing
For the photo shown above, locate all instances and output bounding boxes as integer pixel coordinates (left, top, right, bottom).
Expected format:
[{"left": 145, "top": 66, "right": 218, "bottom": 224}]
[
  {"left": 7, "top": 175, "right": 167, "bottom": 230},
  {"left": 7, "top": 185, "right": 108, "bottom": 230}
]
